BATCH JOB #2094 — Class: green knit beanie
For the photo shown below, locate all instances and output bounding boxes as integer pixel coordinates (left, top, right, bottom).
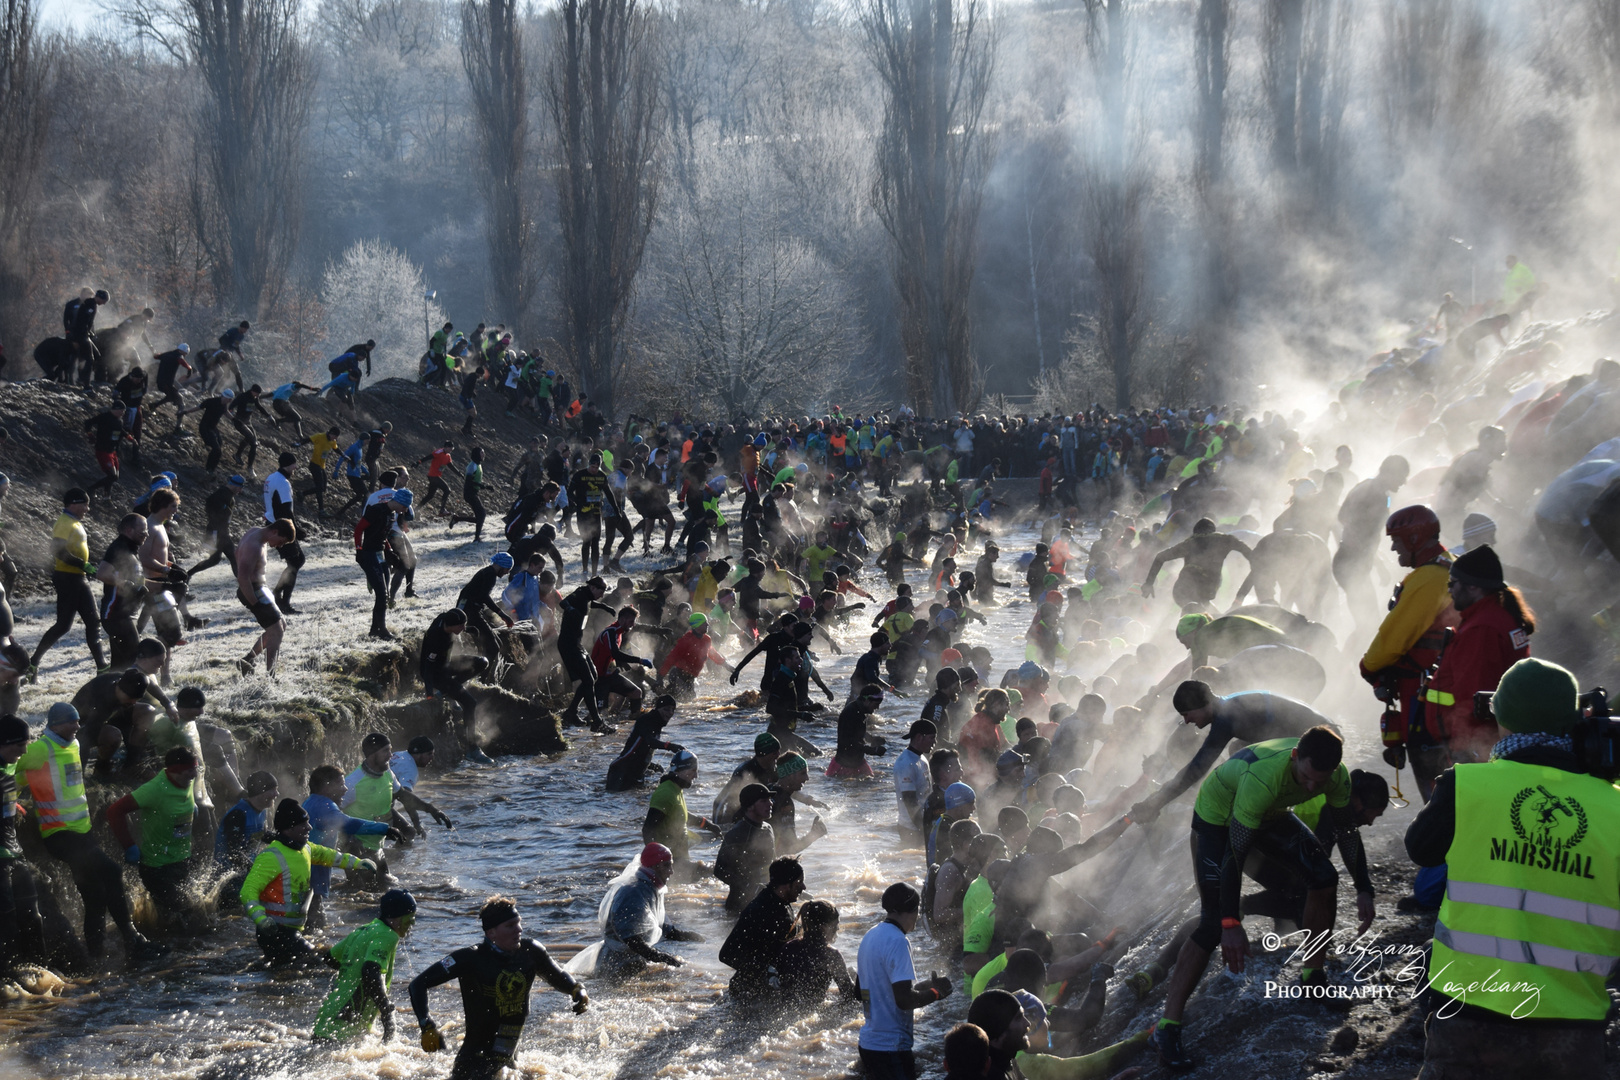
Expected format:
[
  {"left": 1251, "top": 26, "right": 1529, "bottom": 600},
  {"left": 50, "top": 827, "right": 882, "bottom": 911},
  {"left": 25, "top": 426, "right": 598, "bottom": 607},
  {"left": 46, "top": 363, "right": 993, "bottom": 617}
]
[
  {"left": 1493, "top": 658, "right": 1580, "bottom": 735},
  {"left": 776, "top": 752, "right": 808, "bottom": 778}
]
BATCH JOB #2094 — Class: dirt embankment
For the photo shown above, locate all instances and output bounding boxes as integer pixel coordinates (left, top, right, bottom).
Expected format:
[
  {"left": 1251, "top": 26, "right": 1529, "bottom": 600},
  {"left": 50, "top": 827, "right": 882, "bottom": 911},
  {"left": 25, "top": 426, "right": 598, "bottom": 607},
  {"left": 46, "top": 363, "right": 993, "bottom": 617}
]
[{"left": 0, "top": 375, "right": 554, "bottom": 595}]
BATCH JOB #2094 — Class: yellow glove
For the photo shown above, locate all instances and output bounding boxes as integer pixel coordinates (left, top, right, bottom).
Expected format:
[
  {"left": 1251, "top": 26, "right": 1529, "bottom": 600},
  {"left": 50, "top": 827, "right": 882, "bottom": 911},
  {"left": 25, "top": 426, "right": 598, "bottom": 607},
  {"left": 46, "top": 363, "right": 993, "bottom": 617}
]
[{"left": 420, "top": 1022, "right": 443, "bottom": 1053}]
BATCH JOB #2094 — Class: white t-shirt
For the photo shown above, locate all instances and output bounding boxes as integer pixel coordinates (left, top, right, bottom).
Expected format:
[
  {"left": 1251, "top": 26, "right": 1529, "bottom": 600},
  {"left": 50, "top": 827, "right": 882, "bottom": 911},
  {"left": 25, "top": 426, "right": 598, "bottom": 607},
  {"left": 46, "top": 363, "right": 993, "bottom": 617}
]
[
  {"left": 856, "top": 920, "right": 917, "bottom": 1051},
  {"left": 389, "top": 750, "right": 419, "bottom": 790},
  {"left": 262, "top": 470, "right": 294, "bottom": 523},
  {"left": 892, "top": 749, "right": 931, "bottom": 830}
]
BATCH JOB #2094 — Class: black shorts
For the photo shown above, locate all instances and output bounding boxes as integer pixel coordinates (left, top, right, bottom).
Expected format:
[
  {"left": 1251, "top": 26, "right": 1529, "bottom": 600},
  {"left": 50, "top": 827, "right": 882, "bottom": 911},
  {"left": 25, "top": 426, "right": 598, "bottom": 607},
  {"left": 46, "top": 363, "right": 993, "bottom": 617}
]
[
  {"left": 594, "top": 668, "right": 641, "bottom": 704},
  {"left": 1190, "top": 810, "right": 1335, "bottom": 951},
  {"left": 239, "top": 590, "right": 282, "bottom": 628}
]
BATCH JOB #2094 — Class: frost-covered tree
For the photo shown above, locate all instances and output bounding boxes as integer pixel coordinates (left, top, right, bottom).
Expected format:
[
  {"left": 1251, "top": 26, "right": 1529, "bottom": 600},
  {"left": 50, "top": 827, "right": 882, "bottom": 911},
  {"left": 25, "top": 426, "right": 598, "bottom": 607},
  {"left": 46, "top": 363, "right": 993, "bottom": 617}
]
[{"left": 321, "top": 239, "right": 442, "bottom": 380}]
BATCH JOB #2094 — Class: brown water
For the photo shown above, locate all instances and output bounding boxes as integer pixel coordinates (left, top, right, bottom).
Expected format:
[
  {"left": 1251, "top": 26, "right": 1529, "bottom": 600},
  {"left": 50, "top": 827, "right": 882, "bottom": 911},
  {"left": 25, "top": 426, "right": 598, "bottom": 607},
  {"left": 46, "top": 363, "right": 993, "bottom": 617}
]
[{"left": 1, "top": 519, "right": 1401, "bottom": 1080}]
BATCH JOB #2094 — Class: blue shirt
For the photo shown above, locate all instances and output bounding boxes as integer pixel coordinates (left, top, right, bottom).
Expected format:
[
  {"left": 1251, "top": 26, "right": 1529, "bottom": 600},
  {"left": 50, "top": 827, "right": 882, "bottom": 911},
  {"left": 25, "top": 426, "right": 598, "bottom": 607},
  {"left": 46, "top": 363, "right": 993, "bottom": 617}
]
[{"left": 303, "top": 793, "right": 389, "bottom": 895}]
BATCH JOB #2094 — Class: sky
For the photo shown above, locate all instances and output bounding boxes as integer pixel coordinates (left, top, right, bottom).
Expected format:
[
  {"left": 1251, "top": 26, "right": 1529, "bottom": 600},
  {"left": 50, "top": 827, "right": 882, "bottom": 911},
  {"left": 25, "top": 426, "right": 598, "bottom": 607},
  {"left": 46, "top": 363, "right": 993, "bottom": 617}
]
[{"left": 40, "top": 0, "right": 114, "bottom": 31}]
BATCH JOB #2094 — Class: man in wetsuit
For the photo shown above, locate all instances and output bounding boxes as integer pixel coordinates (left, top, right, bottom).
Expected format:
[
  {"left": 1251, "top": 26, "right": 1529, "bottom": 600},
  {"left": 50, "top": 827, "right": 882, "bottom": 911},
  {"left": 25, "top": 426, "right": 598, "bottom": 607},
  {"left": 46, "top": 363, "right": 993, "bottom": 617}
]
[
  {"left": 187, "top": 474, "right": 244, "bottom": 581},
  {"left": 179, "top": 388, "right": 233, "bottom": 475},
  {"left": 1129, "top": 681, "right": 1337, "bottom": 823},
  {"left": 420, "top": 608, "right": 490, "bottom": 753},
  {"left": 456, "top": 553, "right": 516, "bottom": 663},
  {"left": 1141, "top": 518, "right": 1253, "bottom": 607},
  {"left": 84, "top": 407, "right": 127, "bottom": 500},
  {"left": 229, "top": 384, "right": 274, "bottom": 477},
  {"left": 149, "top": 343, "right": 193, "bottom": 433},
  {"left": 410, "top": 895, "right": 588, "bottom": 1078},
  {"left": 715, "top": 783, "right": 778, "bottom": 910},
  {"left": 720, "top": 856, "right": 807, "bottom": 995},
  {"left": 567, "top": 452, "right": 611, "bottom": 577},
  {"left": 712, "top": 732, "right": 782, "bottom": 824},
  {"left": 558, "top": 576, "right": 616, "bottom": 734},
  {"left": 0, "top": 715, "right": 48, "bottom": 972},
  {"left": 1332, "top": 456, "right": 1409, "bottom": 637}
]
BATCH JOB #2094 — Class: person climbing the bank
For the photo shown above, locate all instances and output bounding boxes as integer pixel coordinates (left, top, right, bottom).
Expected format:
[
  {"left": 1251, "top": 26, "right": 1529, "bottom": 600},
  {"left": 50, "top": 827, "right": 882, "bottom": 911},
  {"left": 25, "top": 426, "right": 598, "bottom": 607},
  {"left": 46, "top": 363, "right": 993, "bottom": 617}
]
[
  {"left": 1128, "top": 681, "right": 1341, "bottom": 824},
  {"left": 294, "top": 424, "right": 343, "bottom": 518},
  {"left": 420, "top": 608, "right": 495, "bottom": 763},
  {"left": 19, "top": 703, "right": 164, "bottom": 964},
  {"left": 409, "top": 895, "right": 587, "bottom": 1078},
  {"left": 446, "top": 447, "right": 488, "bottom": 543},
  {"left": 187, "top": 474, "right": 244, "bottom": 581},
  {"left": 228, "top": 384, "right": 274, "bottom": 478},
  {"left": 240, "top": 798, "right": 374, "bottom": 968},
  {"left": 417, "top": 442, "right": 457, "bottom": 515},
  {"left": 268, "top": 380, "right": 321, "bottom": 439},
  {"left": 358, "top": 488, "right": 413, "bottom": 640},
  {"left": 1150, "top": 727, "right": 1374, "bottom": 1071},
  {"left": 27, "top": 489, "right": 107, "bottom": 680},
  {"left": 234, "top": 519, "right": 297, "bottom": 677},
  {"left": 313, "top": 889, "right": 417, "bottom": 1042}
]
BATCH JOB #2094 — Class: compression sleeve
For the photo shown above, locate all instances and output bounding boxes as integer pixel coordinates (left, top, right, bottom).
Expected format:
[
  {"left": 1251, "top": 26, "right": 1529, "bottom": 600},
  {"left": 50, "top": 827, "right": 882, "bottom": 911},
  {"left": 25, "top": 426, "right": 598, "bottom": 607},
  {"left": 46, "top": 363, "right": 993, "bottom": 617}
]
[
  {"left": 1222, "top": 820, "right": 1257, "bottom": 921},
  {"left": 1322, "top": 803, "right": 1374, "bottom": 895}
]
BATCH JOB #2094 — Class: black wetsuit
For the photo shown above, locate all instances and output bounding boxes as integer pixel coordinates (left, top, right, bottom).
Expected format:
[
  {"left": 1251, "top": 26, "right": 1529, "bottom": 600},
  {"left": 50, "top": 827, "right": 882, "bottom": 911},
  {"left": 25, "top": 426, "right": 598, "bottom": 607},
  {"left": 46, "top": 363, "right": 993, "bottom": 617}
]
[
  {"left": 407, "top": 938, "right": 580, "bottom": 1080},
  {"left": 188, "top": 484, "right": 240, "bottom": 578}
]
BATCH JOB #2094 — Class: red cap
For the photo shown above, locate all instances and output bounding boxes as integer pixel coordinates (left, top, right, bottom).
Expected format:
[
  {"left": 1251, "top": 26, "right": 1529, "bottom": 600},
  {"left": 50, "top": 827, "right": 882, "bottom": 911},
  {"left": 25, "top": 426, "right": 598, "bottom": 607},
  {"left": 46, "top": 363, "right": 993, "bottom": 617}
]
[{"left": 640, "top": 842, "right": 673, "bottom": 868}]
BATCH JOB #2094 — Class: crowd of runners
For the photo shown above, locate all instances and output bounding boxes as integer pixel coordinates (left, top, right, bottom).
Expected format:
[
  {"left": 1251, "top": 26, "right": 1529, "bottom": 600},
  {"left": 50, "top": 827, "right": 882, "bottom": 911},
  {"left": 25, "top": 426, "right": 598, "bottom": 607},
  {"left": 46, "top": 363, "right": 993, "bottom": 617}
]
[{"left": 0, "top": 261, "right": 1618, "bottom": 1080}]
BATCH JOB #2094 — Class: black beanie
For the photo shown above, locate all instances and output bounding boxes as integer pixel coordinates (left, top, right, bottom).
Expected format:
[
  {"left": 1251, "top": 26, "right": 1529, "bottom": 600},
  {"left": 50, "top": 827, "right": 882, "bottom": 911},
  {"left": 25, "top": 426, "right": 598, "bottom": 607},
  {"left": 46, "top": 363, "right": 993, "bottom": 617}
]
[
  {"left": 273, "top": 798, "right": 309, "bottom": 831},
  {"left": 0, "top": 716, "right": 30, "bottom": 745},
  {"left": 1450, "top": 544, "right": 1505, "bottom": 591}
]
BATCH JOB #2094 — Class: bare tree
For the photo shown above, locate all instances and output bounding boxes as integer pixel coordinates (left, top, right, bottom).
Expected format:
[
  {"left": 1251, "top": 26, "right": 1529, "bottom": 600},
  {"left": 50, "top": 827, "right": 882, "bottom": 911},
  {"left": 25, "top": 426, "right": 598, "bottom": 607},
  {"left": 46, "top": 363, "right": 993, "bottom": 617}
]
[
  {"left": 647, "top": 149, "right": 860, "bottom": 418},
  {"left": 1190, "top": 0, "right": 1233, "bottom": 390},
  {"left": 861, "top": 0, "right": 994, "bottom": 415},
  {"left": 1263, "top": 0, "right": 1352, "bottom": 201},
  {"left": 1592, "top": 0, "right": 1620, "bottom": 113},
  {"left": 544, "top": 0, "right": 663, "bottom": 419},
  {"left": 319, "top": 0, "right": 453, "bottom": 164},
  {"left": 116, "top": 0, "right": 316, "bottom": 317},
  {"left": 1082, "top": 0, "right": 1149, "bottom": 409},
  {"left": 0, "top": 0, "right": 54, "bottom": 353},
  {"left": 462, "top": 0, "right": 534, "bottom": 337},
  {"left": 1193, "top": 0, "right": 1229, "bottom": 188}
]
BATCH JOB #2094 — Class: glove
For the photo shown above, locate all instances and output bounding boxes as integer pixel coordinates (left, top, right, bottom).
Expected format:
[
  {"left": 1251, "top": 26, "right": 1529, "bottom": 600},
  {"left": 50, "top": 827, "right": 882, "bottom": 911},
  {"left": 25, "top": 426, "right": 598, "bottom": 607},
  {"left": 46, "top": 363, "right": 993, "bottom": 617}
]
[
  {"left": 358, "top": 859, "right": 378, "bottom": 873},
  {"left": 124, "top": 845, "right": 142, "bottom": 865},
  {"left": 924, "top": 973, "right": 954, "bottom": 1000},
  {"left": 420, "top": 1021, "right": 444, "bottom": 1053},
  {"left": 381, "top": 1006, "right": 396, "bottom": 1042},
  {"left": 432, "top": 810, "right": 454, "bottom": 829},
  {"left": 641, "top": 658, "right": 654, "bottom": 668},
  {"left": 82, "top": 561, "right": 96, "bottom": 575},
  {"left": 572, "top": 988, "right": 590, "bottom": 1014},
  {"left": 869, "top": 736, "right": 889, "bottom": 756},
  {"left": 1128, "top": 800, "right": 1160, "bottom": 826},
  {"left": 666, "top": 743, "right": 686, "bottom": 754},
  {"left": 655, "top": 951, "right": 685, "bottom": 967},
  {"left": 385, "top": 827, "right": 404, "bottom": 842},
  {"left": 704, "top": 818, "right": 723, "bottom": 836},
  {"left": 729, "top": 671, "right": 740, "bottom": 686}
]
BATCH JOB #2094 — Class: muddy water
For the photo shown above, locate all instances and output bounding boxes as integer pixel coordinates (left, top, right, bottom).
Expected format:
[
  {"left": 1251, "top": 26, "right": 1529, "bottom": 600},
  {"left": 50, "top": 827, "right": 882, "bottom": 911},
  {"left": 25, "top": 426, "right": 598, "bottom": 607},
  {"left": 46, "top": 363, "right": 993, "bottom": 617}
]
[{"left": 1, "top": 520, "right": 1402, "bottom": 1080}]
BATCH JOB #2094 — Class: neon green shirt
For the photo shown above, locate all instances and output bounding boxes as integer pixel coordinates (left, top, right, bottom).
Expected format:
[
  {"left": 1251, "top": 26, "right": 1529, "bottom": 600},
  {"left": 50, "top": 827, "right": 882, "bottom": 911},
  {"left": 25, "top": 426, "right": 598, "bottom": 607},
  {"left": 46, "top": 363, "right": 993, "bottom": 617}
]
[
  {"left": 1192, "top": 738, "right": 1349, "bottom": 829},
  {"left": 313, "top": 918, "right": 401, "bottom": 1040},
  {"left": 130, "top": 772, "right": 196, "bottom": 867}
]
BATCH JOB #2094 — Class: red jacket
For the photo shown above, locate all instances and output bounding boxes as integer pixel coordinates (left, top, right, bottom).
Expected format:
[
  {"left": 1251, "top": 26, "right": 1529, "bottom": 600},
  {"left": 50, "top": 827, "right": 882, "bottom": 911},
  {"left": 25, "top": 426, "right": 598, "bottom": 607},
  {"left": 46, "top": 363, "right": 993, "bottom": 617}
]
[{"left": 1426, "top": 593, "right": 1530, "bottom": 759}]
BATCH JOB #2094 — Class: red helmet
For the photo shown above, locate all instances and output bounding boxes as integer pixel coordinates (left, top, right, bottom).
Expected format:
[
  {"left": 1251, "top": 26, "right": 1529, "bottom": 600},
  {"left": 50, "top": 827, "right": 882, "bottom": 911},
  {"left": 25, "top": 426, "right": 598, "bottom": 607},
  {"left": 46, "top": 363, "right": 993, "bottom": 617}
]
[
  {"left": 640, "top": 842, "right": 673, "bottom": 869},
  {"left": 1386, "top": 504, "right": 1443, "bottom": 563}
]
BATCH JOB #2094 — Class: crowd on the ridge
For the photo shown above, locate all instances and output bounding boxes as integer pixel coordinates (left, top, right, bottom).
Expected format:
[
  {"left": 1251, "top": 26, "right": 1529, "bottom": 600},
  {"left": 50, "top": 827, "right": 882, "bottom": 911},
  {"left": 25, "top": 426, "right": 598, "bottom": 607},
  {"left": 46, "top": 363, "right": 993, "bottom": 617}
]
[{"left": 0, "top": 256, "right": 1618, "bottom": 1080}]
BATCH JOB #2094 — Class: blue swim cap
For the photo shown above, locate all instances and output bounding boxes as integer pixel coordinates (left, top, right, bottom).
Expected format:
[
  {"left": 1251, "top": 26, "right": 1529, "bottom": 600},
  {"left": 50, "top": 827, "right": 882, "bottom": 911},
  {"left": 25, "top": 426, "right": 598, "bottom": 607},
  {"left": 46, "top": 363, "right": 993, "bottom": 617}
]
[
  {"left": 228, "top": 474, "right": 246, "bottom": 487},
  {"left": 151, "top": 477, "right": 172, "bottom": 489},
  {"left": 392, "top": 488, "right": 414, "bottom": 509},
  {"left": 754, "top": 434, "right": 768, "bottom": 447},
  {"left": 944, "top": 782, "right": 976, "bottom": 809},
  {"left": 162, "top": 471, "right": 177, "bottom": 481},
  {"left": 490, "top": 552, "right": 514, "bottom": 570},
  {"left": 1017, "top": 660, "right": 1045, "bottom": 680}
]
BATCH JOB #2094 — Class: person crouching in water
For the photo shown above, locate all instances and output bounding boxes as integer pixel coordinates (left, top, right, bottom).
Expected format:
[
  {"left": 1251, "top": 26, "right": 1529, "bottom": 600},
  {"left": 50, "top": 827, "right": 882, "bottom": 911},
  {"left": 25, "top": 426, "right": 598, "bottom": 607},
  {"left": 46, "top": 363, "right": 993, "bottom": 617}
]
[
  {"left": 599, "top": 843, "right": 704, "bottom": 978},
  {"left": 313, "top": 888, "right": 416, "bottom": 1041},
  {"left": 240, "top": 799, "right": 374, "bottom": 968}
]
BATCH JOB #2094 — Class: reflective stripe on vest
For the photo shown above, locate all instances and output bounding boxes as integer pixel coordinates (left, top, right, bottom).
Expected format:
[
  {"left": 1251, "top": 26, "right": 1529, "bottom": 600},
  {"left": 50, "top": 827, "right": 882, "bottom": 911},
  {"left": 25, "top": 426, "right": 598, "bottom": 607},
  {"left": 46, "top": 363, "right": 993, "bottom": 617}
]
[
  {"left": 1434, "top": 918, "right": 1620, "bottom": 975},
  {"left": 1425, "top": 688, "right": 1456, "bottom": 707},
  {"left": 26, "top": 740, "right": 90, "bottom": 835},
  {"left": 258, "top": 846, "right": 311, "bottom": 926},
  {"left": 1433, "top": 759, "right": 1620, "bottom": 1020},
  {"left": 1446, "top": 879, "right": 1620, "bottom": 932}
]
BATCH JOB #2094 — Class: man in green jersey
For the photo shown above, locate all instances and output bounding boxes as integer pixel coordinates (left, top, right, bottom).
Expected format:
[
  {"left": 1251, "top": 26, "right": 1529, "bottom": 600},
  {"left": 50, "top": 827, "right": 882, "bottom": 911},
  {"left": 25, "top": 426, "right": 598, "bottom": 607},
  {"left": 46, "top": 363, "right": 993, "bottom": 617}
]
[{"left": 1151, "top": 727, "right": 1377, "bottom": 1071}]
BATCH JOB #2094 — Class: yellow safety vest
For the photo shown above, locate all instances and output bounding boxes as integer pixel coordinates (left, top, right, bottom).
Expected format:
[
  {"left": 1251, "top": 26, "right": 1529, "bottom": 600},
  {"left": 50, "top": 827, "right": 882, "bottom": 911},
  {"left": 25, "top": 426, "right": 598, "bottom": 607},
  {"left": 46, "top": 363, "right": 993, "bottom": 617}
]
[
  {"left": 240, "top": 840, "right": 349, "bottom": 928},
  {"left": 1433, "top": 759, "right": 1620, "bottom": 1020},
  {"left": 21, "top": 734, "right": 90, "bottom": 837}
]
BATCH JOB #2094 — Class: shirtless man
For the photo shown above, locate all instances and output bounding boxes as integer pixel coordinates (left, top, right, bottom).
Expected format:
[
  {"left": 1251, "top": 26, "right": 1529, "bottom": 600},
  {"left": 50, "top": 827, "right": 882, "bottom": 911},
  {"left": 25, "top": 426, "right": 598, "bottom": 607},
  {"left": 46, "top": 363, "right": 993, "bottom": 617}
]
[
  {"left": 234, "top": 519, "right": 296, "bottom": 677},
  {"left": 1142, "top": 519, "right": 1253, "bottom": 607},
  {"left": 139, "top": 490, "right": 206, "bottom": 663}
]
